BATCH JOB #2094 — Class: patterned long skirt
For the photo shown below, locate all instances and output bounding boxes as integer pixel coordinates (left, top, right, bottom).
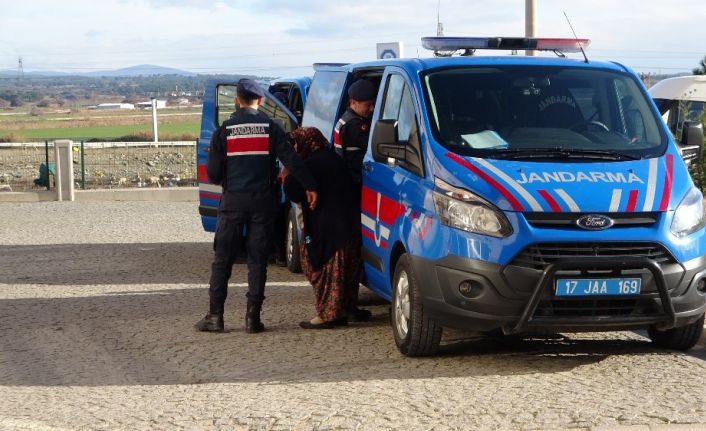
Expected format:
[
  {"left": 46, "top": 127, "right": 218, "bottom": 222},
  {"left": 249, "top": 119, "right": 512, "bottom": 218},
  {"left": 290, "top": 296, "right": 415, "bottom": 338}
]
[{"left": 300, "top": 241, "right": 361, "bottom": 322}]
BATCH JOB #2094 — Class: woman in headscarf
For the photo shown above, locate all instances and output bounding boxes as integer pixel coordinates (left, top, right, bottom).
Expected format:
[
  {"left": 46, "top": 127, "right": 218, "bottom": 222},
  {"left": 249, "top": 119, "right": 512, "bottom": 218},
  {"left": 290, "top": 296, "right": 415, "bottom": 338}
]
[{"left": 282, "top": 127, "right": 365, "bottom": 329}]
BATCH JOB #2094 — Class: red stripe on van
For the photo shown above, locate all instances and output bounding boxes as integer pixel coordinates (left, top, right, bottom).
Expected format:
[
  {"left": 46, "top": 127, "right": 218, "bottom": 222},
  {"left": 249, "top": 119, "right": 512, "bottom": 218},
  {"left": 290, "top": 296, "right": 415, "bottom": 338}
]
[
  {"left": 626, "top": 190, "right": 639, "bottom": 212},
  {"left": 445, "top": 152, "right": 524, "bottom": 211},
  {"left": 658, "top": 154, "right": 673, "bottom": 211},
  {"left": 361, "top": 228, "right": 387, "bottom": 249},
  {"left": 199, "top": 191, "right": 221, "bottom": 201},
  {"left": 538, "top": 190, "right": 561, "bottom": 212},
  {"left": 198, "top": 164, "right": 208, "bottom": 182}
]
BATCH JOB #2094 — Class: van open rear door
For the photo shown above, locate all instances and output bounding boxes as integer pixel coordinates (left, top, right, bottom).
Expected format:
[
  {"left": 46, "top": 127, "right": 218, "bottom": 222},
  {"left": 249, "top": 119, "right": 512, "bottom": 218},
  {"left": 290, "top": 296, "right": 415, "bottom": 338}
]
[{"left": 197, "top": 80, "right": 299, "bottom": 232}]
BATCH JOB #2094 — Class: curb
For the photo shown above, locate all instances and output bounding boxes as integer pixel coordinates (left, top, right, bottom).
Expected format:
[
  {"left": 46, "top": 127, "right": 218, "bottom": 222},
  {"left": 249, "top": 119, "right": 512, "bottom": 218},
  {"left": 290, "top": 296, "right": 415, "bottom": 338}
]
[
  {"left": 0, "top": 187, "right": 198, "bottom": 203},
  {"left": 591, "top": 425, "right": 706, "bottom": 430}
]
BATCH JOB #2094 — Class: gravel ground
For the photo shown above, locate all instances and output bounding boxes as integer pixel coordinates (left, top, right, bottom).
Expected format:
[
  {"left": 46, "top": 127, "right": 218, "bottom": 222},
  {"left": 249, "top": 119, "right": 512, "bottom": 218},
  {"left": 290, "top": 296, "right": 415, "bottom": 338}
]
[{"left": 1, "top": 201, "right": 706, "bottom": 431}]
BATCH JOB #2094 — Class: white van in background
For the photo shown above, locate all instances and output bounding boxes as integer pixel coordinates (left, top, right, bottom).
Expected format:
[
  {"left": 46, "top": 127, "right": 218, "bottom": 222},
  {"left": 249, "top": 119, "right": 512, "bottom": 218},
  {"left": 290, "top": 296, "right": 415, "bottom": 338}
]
[{"left": 649, "top": 75, "right": 706, "bottom": 165}]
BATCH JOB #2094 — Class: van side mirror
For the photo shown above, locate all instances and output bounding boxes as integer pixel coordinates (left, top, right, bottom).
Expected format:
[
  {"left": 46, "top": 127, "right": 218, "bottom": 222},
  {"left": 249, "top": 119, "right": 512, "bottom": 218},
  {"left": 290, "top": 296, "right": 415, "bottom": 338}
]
[
  {"left": 680, "top": 121, "right": 704, "bottom": 165},
  {"left": 372, "top": 119, "right": 405, "bottom": 162},
  {"left": 681, "top": 121, "right": 704, "bottom": 147}
]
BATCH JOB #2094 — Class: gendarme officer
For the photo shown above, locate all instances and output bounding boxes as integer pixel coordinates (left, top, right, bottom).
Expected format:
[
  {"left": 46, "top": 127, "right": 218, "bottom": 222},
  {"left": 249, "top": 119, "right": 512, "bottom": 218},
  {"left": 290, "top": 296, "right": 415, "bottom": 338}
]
[
  {"left": 331, "top": 79, "right": 376, "bottom": 322},
  {"left": 333, "top": 79, "right": 376, "bottom": 183},
  {"left": 195, "top": 78, "right": 318, "bottom": 333}
]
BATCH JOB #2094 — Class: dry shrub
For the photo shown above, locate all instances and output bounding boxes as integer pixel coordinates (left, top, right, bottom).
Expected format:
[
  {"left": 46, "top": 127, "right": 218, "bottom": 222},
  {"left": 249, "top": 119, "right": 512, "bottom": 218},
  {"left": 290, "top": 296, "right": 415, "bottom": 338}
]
[{"left": 0, "top": 133, "right": 23, "bottom": 143}]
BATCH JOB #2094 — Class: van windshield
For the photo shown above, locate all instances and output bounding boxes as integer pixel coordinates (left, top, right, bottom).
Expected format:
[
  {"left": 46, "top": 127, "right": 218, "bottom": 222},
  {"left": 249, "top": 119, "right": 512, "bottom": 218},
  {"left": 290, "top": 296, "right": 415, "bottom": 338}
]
[{"left": 423, "top": 66, "right": 666, "bottom": 160}]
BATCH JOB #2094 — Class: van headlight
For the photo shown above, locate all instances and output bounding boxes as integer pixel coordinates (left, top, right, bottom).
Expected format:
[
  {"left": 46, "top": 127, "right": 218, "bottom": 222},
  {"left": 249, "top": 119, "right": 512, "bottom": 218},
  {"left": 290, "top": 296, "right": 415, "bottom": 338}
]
[
  {"left": 671, "top": 187, "right": 706, "bottom": 237},
  {"left": 433, "top": 177, "right": 512, "bottom": 238}
]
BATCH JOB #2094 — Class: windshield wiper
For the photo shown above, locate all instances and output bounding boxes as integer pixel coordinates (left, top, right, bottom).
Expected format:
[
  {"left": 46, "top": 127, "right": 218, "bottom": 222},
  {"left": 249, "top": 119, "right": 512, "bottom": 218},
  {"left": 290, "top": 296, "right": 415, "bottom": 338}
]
[{"left": 490, "top": 147, "right": 639, "bottom": 161}]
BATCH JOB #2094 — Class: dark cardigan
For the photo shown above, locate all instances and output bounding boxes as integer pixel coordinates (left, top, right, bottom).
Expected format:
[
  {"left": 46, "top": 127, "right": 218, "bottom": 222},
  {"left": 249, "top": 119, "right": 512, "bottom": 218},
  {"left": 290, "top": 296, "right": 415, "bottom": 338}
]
[{"left": 283, "top": 148, "right": 359, "bottom": 270}]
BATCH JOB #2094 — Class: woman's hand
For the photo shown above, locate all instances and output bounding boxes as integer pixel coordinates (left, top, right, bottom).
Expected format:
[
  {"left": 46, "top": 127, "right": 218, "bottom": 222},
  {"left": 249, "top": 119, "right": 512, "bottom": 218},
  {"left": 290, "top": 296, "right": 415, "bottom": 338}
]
[{"left": 306, "top": 190, "right": 318, "bottom": 210}]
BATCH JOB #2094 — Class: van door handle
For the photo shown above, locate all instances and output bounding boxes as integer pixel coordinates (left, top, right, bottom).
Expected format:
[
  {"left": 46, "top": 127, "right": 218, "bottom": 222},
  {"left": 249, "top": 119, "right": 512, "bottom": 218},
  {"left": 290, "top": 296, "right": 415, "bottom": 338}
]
[{"left": 362, "top": 162, "right": 373, "bottom": 173}]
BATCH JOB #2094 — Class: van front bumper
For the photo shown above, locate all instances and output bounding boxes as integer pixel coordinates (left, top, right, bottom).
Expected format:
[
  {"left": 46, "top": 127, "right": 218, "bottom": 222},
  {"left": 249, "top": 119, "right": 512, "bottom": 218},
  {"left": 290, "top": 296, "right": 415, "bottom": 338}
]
[{"left": 410, "top": 253, "right": 706, "bottom": 333}]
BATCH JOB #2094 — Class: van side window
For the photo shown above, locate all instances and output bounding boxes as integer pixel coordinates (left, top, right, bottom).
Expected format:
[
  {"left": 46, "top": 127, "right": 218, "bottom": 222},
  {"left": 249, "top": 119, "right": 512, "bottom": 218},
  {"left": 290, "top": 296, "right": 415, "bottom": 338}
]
[
  {"left": 216, "top": 84, "right": 237, "bottom": 126},
  {"left": 381, "top": 74, "right": 424, "bottom": 176},
  {"left": 302, "top": 71, "right": 348, "bottom": 141}
]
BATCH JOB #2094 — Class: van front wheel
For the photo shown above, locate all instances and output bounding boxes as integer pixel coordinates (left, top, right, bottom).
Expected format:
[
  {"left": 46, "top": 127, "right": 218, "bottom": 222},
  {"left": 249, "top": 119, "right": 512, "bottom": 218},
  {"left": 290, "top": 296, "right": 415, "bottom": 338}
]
[
  {"left": 648, "top": 313, "right": 704, "bottom": 351},
  {"left": 391, "top": 254, "right": 442, "bottom": 356}
]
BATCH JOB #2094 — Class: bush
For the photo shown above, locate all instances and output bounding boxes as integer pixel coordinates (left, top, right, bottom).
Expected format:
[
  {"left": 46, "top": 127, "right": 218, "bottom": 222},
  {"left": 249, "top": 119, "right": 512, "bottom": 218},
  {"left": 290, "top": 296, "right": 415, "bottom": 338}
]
[
  {"left": 0, "top": 133, "right": 23, "bottom": 143},
  {"left": 85, "top": 131, "right": 197, "bottom": 143}
]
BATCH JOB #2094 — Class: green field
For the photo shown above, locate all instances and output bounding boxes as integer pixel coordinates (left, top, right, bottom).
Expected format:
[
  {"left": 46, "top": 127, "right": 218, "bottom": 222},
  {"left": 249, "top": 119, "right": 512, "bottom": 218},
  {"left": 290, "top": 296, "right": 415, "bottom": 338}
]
[
  {"left": 0, "top": 122, "right": 200, "bottom": 140},
  {"left": 0, "top": 106, "right": 201, "bottom": 141}
]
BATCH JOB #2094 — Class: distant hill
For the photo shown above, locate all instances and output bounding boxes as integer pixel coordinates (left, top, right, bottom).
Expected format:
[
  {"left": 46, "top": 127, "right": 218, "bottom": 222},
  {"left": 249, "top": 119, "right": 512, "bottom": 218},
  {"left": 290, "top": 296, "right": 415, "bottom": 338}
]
[
  {"left": 83, "top": 64, "right": 196, "bottom": 77},
  {"left": 0, "top": 64, "right": 196, "bottom": 78}
]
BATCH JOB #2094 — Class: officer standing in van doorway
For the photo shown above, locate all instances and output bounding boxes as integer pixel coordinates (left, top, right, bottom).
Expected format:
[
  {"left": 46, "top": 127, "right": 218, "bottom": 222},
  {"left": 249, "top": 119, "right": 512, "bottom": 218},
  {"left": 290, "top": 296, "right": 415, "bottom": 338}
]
[
  {"left": 332, "top": 79, "right": 376, "bottom": 322},
  {"left": 195, "top": 78, "right": 318, "bottom": 334},
  {"left": 333, "top": 79, "right": 376, "bottom": 182}
]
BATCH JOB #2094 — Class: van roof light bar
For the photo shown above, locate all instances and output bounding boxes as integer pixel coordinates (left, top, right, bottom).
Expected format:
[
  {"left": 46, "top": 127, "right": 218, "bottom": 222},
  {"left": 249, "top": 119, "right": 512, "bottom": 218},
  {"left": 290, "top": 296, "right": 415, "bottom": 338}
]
[{"left": 421, "top": 37, "right": 590, "bottom": 56}]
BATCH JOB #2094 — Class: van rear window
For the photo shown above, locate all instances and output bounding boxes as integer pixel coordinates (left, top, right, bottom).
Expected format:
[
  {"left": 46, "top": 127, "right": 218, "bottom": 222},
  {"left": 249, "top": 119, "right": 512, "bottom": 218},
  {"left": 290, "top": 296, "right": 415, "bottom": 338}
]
[{"left": 422, "top": 66, "right": 667, "bottom": 160}]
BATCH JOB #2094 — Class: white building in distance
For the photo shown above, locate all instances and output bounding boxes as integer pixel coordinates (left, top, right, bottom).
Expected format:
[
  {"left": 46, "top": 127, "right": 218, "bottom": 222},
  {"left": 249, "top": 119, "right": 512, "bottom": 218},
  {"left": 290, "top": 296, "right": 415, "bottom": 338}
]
[
  {"left": 94, "top": 103, "right": 135, "bottom": 110},
  {"left": 136, "top": 100, "right": 167, "bottom": 109}
]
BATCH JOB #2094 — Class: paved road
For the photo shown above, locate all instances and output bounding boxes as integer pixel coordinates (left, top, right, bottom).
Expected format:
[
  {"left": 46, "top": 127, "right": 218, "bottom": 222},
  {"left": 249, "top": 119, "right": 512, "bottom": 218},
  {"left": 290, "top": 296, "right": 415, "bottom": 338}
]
[{"left": 1, "top": 201, "right": 705, "bottom": 431}]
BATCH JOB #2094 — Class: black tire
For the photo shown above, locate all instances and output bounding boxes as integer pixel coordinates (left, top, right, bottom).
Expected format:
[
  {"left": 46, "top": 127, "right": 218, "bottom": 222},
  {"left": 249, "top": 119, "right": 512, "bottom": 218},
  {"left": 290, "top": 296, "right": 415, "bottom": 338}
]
[
  {"left": 285, "top": 207, "right": 302, "bottom": 273},
  {"left": 391, "top": 254, "right": 442, "bottom": 356},
  {"left": 648, "top": 313, "right": 704, "bottom": 351}
]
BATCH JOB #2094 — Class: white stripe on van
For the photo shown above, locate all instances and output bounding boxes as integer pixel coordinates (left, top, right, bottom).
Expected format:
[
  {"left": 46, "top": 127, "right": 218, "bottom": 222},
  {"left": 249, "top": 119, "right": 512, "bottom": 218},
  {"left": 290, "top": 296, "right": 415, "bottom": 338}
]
[
  {"left": 199, "top": 183, "right": 222, "bottom": 194},
  {"left": 472, "top": 158, "right": 543, "bottom": 211},
  {"left": 554, "top": 189, "right": 581, "bottom": 212},
  {"left": 642, "top": 158, "right": 658, "bottom": 212},
  {"left": 609, "top": 189, "right": 622, "bottom": 212}
]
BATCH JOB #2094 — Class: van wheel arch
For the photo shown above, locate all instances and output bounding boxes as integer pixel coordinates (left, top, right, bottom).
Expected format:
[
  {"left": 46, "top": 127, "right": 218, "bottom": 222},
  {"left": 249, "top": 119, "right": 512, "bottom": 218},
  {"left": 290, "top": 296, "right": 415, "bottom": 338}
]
[{"left": 389, "top": 242, "right": 407, "bottom": 286}]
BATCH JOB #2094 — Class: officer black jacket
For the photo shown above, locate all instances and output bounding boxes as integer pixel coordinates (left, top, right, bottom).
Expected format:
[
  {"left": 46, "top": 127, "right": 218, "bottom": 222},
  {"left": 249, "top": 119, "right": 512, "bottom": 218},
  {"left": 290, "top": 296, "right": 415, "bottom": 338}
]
[
  {"left": 207, "top": 107, "right": 317, "bottom": 212},
  {"left": 333, "top": 107, "right": 371, "bottom": 183}
]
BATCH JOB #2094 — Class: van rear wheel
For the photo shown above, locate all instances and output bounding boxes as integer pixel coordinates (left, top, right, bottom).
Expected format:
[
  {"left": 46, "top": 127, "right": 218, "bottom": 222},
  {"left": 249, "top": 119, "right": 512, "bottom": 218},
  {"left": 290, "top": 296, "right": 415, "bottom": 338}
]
[
  {"left": 391, "top": 254, "right": 442, "bottom": 356},
  {"left": 648, "top": 313, "right": 704, "bottom": 351}
]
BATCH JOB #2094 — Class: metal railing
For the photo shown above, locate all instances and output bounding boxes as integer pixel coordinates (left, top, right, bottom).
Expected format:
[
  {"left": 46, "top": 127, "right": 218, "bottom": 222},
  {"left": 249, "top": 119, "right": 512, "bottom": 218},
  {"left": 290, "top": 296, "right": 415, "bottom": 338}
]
[{"left": 0, "top": 140, "right": 197, "bottom": 192}]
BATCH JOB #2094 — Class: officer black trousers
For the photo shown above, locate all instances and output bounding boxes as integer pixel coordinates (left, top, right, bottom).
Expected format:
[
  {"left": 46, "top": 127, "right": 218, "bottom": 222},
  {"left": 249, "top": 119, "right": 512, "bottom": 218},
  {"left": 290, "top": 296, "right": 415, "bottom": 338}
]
[{"left": 208, "top": 210, "right": 275, "bottom": 314}]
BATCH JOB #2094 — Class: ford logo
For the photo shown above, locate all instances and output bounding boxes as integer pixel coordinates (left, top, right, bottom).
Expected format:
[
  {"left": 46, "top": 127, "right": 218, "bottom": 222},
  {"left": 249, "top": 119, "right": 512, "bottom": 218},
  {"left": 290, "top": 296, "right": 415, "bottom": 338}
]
[{"left": 576, "top": 214, "right": 614, "bottom": 230}]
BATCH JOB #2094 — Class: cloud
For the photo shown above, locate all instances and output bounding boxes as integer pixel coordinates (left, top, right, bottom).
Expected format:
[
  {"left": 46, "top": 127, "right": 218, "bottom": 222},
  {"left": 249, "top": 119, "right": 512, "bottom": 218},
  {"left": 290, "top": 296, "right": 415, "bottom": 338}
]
[{"left": 0, "top": 0, "right": 704, "bottom": 74}]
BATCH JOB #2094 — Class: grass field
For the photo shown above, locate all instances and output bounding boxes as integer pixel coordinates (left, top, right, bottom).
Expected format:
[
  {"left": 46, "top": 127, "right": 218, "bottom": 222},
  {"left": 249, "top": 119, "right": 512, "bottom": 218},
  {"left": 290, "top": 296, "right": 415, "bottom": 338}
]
[
  {"left": 3, "top": 122, "right": 200, "bottom": 140},
  {"left": 0, "top": 107, "right": 200, "bottom": 141}
]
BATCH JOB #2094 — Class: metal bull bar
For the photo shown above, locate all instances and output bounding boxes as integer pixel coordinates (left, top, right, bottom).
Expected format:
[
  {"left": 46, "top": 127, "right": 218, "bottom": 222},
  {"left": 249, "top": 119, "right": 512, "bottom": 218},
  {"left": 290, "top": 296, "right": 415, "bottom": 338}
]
[{"left": 503, "top": 257, "right": 678, "bottom": 335}]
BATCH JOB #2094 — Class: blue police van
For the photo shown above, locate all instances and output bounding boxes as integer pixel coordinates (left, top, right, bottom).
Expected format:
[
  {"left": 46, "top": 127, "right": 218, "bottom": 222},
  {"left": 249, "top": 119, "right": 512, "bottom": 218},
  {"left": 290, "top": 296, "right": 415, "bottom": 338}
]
[
  {"left": 197, "top": 76, "right": 311, "bottom": 272},
  {"left": 300, "top": 37, "right": 706, "bottom": 356},
  {"left": 199, "top": 38, "right": 706, "bottom": 357}
]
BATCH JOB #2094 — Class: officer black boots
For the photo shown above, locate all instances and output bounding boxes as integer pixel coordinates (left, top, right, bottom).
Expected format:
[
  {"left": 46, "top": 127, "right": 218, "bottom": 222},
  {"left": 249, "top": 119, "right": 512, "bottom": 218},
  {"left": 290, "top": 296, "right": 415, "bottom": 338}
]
[
  {"left": 194, "top": 313, "right": 224, "bottom": 332},
  {"left": 245, "top": 300, "right": 265, "bottom": 333}
]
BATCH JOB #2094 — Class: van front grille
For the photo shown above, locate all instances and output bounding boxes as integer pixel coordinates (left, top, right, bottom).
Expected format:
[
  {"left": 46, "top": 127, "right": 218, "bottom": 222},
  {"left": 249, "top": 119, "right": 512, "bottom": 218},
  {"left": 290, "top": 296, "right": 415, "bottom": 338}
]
[{"left": 510, "top": 242, "right": 675, "bottom": 270}]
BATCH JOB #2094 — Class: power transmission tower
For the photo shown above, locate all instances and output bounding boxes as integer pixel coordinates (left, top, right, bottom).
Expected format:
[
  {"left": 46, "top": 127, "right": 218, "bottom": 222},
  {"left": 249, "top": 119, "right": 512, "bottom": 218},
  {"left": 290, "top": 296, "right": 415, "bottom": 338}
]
[{"left": 17, "top": 57, "right": 24, "bottom": 81}]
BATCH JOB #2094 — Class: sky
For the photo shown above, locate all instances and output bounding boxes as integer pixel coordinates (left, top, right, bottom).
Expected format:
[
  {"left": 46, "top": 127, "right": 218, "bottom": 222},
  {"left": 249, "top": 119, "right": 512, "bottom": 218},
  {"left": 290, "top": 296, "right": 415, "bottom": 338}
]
[{"left": 0, "top": 0, "right": 705, "bottom": 78}]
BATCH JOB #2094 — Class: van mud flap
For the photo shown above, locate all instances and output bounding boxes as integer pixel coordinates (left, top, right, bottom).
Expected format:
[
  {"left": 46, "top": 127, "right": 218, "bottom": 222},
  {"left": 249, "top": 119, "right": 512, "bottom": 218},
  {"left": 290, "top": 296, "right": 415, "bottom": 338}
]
[{"left": 503, "top": 257, "right": 677, "bottom": 335}]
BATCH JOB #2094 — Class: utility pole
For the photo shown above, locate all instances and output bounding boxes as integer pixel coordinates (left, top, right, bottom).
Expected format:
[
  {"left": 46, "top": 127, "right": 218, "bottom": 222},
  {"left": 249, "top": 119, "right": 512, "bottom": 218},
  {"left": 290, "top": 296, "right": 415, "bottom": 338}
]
[
  {"left": 151, "top": 97, "right": 159, "bottom": 145},
  {"left": 525, "top": 0, "right": 536, "bottom": 56}
]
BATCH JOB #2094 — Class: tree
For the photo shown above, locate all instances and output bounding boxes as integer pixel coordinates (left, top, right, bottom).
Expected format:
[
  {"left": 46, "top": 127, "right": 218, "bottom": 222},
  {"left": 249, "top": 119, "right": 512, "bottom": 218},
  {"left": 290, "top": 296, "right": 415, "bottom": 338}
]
[{"left": 694, "top": 55, "right": 706, "bottom": 75}]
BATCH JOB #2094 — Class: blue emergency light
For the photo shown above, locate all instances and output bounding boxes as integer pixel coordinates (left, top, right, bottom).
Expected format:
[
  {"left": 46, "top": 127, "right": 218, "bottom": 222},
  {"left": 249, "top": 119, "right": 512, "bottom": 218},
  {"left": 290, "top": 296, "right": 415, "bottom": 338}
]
[{"left": 421, "top": 36, "right": 590, "bottom": 53}]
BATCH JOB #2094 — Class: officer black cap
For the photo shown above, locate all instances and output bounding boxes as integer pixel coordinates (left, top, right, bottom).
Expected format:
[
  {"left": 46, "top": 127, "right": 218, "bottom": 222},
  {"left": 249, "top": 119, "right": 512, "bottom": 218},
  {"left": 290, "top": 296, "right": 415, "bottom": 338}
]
[
  {"left": 237, "top": 78, "right": 264, "bottom": 99},
  {"left": 348, "top": 79, "right": 375, "bottom": 101}
]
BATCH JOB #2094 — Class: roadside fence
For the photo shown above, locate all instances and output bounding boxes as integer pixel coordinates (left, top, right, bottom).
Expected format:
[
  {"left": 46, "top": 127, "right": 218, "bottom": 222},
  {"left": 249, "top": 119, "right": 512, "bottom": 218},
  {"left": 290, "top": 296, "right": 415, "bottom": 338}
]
[{"left": 0, "top": 141, "right": 197, "bottom": 192}]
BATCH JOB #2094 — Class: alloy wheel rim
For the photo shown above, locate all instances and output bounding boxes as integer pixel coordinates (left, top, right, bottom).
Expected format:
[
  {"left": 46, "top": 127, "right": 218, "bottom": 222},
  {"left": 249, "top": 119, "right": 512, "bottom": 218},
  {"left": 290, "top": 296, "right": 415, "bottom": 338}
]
[
  {"left": 286, "top": 218, "right": 294, "bottom": 264},
  {"left": 394, "top": 271, "right": 411, "bottom": 339}
]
